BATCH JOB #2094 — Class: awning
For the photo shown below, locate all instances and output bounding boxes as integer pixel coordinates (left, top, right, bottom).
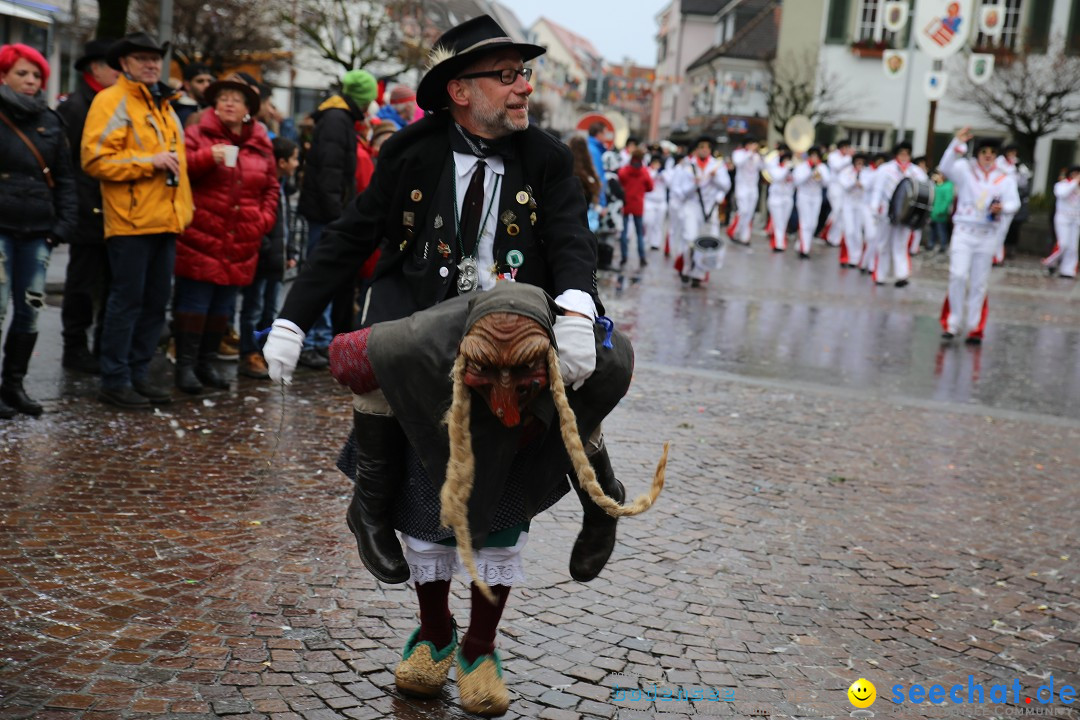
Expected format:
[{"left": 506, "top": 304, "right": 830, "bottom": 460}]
[{"left": 0, "top": 0, "right": 55, "bottom": 26}]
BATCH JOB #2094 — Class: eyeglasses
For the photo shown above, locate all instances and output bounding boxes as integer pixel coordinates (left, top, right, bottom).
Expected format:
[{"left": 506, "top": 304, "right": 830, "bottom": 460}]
[{"left": 457, "top": 67, "right": 532, "bottom": 85}]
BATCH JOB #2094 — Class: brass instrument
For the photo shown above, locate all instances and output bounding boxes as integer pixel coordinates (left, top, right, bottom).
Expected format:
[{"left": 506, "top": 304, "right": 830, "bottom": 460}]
[
  {"left": 761, "top": 149, "right": 781, "bottom": 184},
  {"left": 783, "top": 115, "right": 815, "bottom": 165}
]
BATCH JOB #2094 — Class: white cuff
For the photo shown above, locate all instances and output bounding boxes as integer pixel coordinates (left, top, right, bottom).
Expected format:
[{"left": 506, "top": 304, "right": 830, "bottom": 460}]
[
  {"left": 554, "top": 289, "right": 597, "bottom": 320},
  {"left": 272, "top": 317, "right": 305, "bottom": 340}
]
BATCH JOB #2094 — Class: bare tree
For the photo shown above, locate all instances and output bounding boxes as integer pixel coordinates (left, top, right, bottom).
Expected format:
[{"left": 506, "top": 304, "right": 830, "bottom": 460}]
[
  {"left": 951, "top": 38, "right": 1080, "bottom": 165},
  {"left": 133, "top": 0, "right": 283, "bottom": 72},
  {"left": 766, "top": 51, "right": 851, "bottom": 136},
  {"left": 281, "top": 0, "right": 445, "bottom": 75}
]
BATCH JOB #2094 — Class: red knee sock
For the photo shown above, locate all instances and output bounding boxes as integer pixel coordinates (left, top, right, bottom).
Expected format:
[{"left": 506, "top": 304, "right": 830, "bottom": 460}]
[
  {"left": 415, "top": 580, "right": 453, "bottom": 649},
  {"left": 461, "top": 584, "right": 511, "bottom": 665}
]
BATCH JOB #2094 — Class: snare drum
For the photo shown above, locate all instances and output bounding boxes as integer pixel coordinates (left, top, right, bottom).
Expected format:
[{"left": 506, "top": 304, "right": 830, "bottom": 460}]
[
  {"left": 692, "top": 236, "right": 725, "bottom": 271},
  {"left": 888, "top": 178, "right": 935, "bottom": 228}
]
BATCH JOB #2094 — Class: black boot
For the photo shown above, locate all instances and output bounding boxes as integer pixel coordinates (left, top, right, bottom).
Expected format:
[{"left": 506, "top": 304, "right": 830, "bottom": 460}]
[
  {"left": 62, "top": 340, "right": 100, "bottom": 374},
  {"left": 0, "top": 396, "right": 15, "bottom": 419},
  {"left": 345, "top": 411, "right": 410, "bottom": 583},
  {"left": 569, "top": 439, "right": 625, "bottom": 582},
  {"left": 173, "top": 312, "right": 205, "bottom": 394},
  {"left": 196, "top": 316, "right": 230, "bottom": 390},
  {"left": 1, "top": 332, "right": 44, "bottom": 416}
]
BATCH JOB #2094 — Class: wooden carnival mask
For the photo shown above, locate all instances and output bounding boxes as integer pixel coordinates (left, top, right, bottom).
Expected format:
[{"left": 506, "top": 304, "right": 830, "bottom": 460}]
[{"left": 459, "top": 311, "right": 550, "bottom": 428}]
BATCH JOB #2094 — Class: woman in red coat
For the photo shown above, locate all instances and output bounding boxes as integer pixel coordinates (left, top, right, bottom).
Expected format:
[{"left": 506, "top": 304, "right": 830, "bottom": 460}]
[
  {"left": 174, "top": 80, "right": 279, "bottom": 393},
  {"left": 616, "top": 147, "right": 653, "bottom": 268}
]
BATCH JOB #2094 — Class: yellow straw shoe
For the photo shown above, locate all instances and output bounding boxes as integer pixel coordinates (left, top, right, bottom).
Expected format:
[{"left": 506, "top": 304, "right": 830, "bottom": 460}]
[
  {"left": 456, "top": 647, "right": 510, "bottom": 717},
  {"left": 394, "top": 626, "right": 458, "bottom": 698}
]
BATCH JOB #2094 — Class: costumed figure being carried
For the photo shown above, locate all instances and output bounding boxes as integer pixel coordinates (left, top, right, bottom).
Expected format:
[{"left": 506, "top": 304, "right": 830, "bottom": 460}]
[{"left": 259, "top": 15, "right": 666, "bottom": 715}]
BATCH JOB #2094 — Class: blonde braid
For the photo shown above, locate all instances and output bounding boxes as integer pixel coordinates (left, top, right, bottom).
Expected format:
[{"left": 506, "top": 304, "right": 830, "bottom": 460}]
[
  {"left": 546, "top": 346, "right": 667, "bottom": 517},
  {"left": 440, "top": 355, "right": 495, "bottom": 603}
]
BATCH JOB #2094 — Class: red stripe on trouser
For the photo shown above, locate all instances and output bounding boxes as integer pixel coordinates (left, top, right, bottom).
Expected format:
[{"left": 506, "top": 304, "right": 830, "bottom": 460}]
[
  {"left": 727, "top": 217, "right": 738, "bottom": 239},
  {"left": 839, "top": 237, "right": 849, "bottom": 265},
  {"left": 969, "top": 297, "right": 989, "bottom": 339},
  {"left": 940, "top": 296, "right": 950, "bottom": 333},
  {"left": 1043, "top": 244, "right": 1061, "bottom": 266},
  {"left": 765, "top": 214, "right": 774, "bottom": 234}
]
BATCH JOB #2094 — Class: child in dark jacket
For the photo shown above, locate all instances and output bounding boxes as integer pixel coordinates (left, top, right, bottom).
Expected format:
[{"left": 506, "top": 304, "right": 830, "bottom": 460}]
[
  {"left": 617, "top": 148, "right": 654, "bottom": 267},
  {"left": 239, "top": 137, "right": 301, "bottom": 378}
]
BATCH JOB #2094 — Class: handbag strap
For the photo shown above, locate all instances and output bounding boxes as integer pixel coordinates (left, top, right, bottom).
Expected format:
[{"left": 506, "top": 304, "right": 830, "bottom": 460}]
[
  {"left": 692, "top": 163, "right": 715, "bottom": 221},
  {"left": 0, "top": 109, "right": 55, "bottom": 189}
]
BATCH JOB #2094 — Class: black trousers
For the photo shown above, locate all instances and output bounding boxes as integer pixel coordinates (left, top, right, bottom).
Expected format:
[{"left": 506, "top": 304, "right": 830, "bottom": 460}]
[{"left": 61, "top": 242, "right": 111, "bottom": 350}]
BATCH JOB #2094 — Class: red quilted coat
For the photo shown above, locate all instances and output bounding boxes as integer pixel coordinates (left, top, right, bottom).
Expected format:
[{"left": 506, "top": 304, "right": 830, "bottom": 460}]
[{"left": 176, "top": 112, "right": 279, "bottom": 286}]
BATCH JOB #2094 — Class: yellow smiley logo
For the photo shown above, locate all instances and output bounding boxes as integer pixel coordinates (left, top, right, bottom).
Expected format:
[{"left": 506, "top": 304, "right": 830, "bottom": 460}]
[{"left": 848, "top": 678, "right": 876, "bottom": 709}]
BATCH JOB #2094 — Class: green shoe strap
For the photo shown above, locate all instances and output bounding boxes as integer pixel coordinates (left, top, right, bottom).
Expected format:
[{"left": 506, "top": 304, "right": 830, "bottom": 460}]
[
  {"left": 403, "top": 625, "right": 459, "bottom": 663},
  {"left": 457, "top": 646, "right": 503, "bottom": 677}
]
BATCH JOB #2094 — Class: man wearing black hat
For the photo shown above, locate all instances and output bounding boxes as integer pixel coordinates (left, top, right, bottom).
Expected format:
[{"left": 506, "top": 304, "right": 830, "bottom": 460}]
[
  {"left": 82, "top": 32, "right": 193, "bottom": 408},
  {"left": 264, "top": 10, "right": 621, "bottom": 589},
  {"left": 175, "top": 62, "right": 214, "bottom": 128},
  {"left": 56, "top": 39, "right": 119, "bottom": 373}
]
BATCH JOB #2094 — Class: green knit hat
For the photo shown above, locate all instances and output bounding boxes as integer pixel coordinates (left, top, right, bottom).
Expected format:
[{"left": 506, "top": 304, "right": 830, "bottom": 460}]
[{"left": 341, "top": 69, "right": 377, "bottom": 109}]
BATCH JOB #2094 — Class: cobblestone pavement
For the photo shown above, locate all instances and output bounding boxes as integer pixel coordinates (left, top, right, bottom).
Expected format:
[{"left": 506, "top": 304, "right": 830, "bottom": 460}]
[{"left": 2, "top": 236, "right": 1079, "bottom": 719}]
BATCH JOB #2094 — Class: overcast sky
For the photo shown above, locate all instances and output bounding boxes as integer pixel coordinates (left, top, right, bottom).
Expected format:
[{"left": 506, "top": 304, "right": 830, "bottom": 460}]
[{"left": 500, "top": 0, "right": 669, "bottom": 66}]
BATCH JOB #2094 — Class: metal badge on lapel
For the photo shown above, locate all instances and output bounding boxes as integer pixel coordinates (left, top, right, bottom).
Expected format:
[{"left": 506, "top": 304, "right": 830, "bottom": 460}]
[
  {"left": 437, "top": 240, "right": 451, "bottom": 258},
  {"left": 525, "top": 184, "right": 537, "bottom": 209},
  {"left": 500, "top": 210, "right": 517, "bottom": 225},
  {"left": 529, "top": 211, "right": 537, "bottom": 226},
  {"left": 506, "top": 249, "right": 524, "bottom": 268},
  {"left": 434, "top": 214, "right": 443, "bottom": 229},
  {"left": 403, "top": 211, "right": 415, "bottom": 227},
  {"left": 410, "top": 189, "right": 422, "bottom": 202},
  {"left": 507, "top": 224, "right": 520, "bottom": 236},
  {"left": 515, "top": 190, "right": 529, "bottom": 205}
]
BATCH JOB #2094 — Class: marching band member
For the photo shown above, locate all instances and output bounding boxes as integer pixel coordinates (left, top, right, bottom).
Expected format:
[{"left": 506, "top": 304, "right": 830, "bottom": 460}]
[
  {"left": 869, "top": 141, "right": 927, "bottom": 286},
  {"left": 938, "top": 127, "right": 1020, "bottom": 343},
  {"left": 838, "top": 153, "right": 874, "bottom": 269},
  {"left": 643, "top": 155, "right": 669, "bottom": 251},
  {"left": 728, "top": 136, "right": 763, "bottom": 246},
  {"left": 824, "top": 139, "right": 853, "bottom": 247},
  {"left": 671, "top": 136, "right": 730, "bottom": 286},
  {"left": 792, "top": 146, "right": 829, "bottom": 258},
  {"left": 992, "top": 144, "right": 1027, "bottom": 265},
  {"left": 765, "top": 148, "right": 795, "bottom": 252},
  {"left": 1043, "top": 166, "right": 1080, "bottom": 278},
  {"left": 908, "top": 156, "right": 929, "bottom": 255},
  {"left": 860, "top": 153, "right": 888, "bottom": 273}
]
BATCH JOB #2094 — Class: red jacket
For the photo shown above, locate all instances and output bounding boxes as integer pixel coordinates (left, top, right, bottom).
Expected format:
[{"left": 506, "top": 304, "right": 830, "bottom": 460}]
[
  {"left": 617, "top": 163, "right": 653, "bottom": 215},
  {"left": 176, "top": 112, "right": 279, "bottom": 286}
]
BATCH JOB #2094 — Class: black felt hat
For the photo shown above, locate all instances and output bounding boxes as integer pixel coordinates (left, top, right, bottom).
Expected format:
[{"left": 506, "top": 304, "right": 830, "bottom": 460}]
[
  {"left": 416, "top": 15, "right": 545, "bottom": 111},
  {"left": 75, "top": 38, "right": 114, "bottom": 72},
  {"left": 106, "top": 32, "right": 169, "bottom": 70},
  {"left": 204, "top": 80, "right": 261, "bottom": 116}
]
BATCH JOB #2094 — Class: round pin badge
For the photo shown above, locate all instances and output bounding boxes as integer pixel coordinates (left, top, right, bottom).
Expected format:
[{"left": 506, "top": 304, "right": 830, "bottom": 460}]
[
  {"left": 516, "top": 191, "right": 529, "bottom": 205},
  {"left": 506, "top": 249, "right": 524, "bottom": 268},
  {"left": 410, "top": 189, "right": 423, "bottom": 202},
  {"left": 507, "top": 223, "right": 520, "bottom": 236}
]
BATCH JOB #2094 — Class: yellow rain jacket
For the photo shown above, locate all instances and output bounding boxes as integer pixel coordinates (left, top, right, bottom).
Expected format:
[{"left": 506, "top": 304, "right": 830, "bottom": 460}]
[{"left": 81, "top": 73, "right": 194, "bottom": 238}]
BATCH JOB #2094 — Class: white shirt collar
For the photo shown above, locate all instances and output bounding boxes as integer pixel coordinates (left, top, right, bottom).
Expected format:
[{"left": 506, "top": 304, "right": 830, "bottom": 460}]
[{"left": 453, "top": 151, "right": 505, "bottom": 178}]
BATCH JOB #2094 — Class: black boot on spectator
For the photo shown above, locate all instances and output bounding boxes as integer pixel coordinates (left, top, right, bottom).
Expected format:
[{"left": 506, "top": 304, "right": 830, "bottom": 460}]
[
  {"left": 62, "top": 340, "right": 100, "bottom": 374},
  {"left": 1, "top": 332, "right": 44, "bottom": 416},
  {"left": 196, "top": 316, "right": 231, "bottom": 390},
  {"left": 173, "top": 312, "right": 205, "bottom": 394}
]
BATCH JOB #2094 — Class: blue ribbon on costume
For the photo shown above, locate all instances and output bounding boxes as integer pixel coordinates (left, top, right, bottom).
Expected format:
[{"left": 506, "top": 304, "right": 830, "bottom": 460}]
[
  {"left": 595, "top": 316, "right": 614, "bottom": 349},
  {"left": 254, "top": 327, "right": 271, "bottom": 346}
]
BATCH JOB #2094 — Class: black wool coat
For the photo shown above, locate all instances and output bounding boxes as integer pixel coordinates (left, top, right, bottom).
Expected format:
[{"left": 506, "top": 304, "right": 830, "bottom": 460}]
[
  {"left": 56, "top": 77, "right": 106, "bottom": 244},
  {"left": 296, "top": 94, "right": 365, "bottom": 224},
  {"left": 280, "top": 111, "right": 600, "bottom": 331}
]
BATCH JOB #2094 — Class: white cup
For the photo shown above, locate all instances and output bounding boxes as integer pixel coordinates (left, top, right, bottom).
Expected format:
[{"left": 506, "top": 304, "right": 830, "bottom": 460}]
[{"left": 223, "top": 145, "right": 240, "bottom": 168}]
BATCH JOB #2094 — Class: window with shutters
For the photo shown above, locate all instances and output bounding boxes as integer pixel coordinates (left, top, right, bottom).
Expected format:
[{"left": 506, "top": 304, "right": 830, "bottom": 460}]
[
  {"left": 825, "top": 0, "right": 853, "bottom": 44},
  {"left": 855, "top": 0, "right": 900, "bottom": 44},
  {"left": 973, "top": 0, "right": 1023, "bottom": 50}
]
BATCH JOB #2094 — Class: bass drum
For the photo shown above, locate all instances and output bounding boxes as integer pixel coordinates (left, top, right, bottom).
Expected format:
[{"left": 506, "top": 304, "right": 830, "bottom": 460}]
[{"left": 889, "top": 177, "right": 935, "bottom": 228}]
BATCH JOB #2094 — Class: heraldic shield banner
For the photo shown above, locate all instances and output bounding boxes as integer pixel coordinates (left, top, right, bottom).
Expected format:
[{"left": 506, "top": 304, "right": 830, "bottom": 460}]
[{"left": 914, "top": 0, "right": 974, "bottom": 59}]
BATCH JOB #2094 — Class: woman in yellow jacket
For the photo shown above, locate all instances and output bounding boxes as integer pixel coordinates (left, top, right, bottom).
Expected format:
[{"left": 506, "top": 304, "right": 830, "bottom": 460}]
[{"left": 81, "top": 32, "right": 193, "bottom": 408}]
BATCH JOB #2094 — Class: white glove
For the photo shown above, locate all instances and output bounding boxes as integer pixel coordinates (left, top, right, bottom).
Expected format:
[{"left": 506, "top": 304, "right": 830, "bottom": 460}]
[
  {"left": 553, "top": 315, "right": 596, "bottom": 391},
  {"left": 264, "top": 319, "right": 305, "bottom": 385}
]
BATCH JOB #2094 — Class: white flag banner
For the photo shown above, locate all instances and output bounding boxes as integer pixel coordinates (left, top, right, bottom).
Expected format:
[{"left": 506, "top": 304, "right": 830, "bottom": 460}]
[
  {"left": 925, "top": 71, "right": 948, "bottom": 101},
  {"left": 967, "top": 53, "right": 995, "bottom": 85},
  {"left": 883, "top": 50, "right": 908, "bottom": 78},
  {"left": 978, "top": 4, "right": 1004, "bottom": 37},
  {"left": 914, "top": 0, "right": 975, "bottom": 59},
  {"left": 883, "top": 1, "right": 910, "bottom": 32}
]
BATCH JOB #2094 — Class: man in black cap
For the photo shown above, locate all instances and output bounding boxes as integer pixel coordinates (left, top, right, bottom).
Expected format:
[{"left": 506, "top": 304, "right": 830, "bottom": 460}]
[
  {"left": 264, "top": 15, "right": 624, "bottom": 585},
  {"left": 56, "top": 38, "right": 119, "bottom": 373},
  {"left": 175, "top": 62, "right": 214, "bottom": 127},
  {"left": 82, "top": 32, "right": 193, "bottom": 408}
]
